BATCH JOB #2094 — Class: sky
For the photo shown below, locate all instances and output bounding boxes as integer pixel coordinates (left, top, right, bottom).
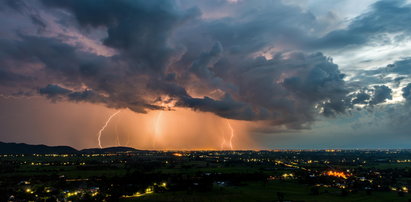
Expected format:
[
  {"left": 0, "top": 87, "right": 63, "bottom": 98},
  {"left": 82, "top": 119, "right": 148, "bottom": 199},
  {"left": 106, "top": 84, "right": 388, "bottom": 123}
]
[{"left": 1, "top": 0, "right": 411, "bottom": 150}]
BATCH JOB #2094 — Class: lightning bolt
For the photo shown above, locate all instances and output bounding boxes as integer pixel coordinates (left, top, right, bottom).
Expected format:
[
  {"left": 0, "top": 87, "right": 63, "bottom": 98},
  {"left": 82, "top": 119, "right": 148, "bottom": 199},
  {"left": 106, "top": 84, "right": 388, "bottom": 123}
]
[
  {"left": 125, "top": 131, "right": 131, "bottom": 146},
  {"left": 152, "top": 111, "right": 163, "bottom": 148},
  {"left": 114, "top": 117, "right": 123, "bottom": 146},
  {"left": 220, "top": 139, "right": 226, "bottom": 150},
  {"left": 227, "top": 120, "right": 234, "bottom": 150},
  {"left": 97, "top": 110, "right": 121, "bottom": 148},
  {"left": 220, "top": 120, "right": 235, "bottom": 150},
  {"left": 125, "top": 127, "right": 130, "bottom": 146},
  {"left": 115, "top": 119, "right": 121, "bottom": 146},
  {"left": 154, "top": 111, "right": 163, "bottom": 137}
]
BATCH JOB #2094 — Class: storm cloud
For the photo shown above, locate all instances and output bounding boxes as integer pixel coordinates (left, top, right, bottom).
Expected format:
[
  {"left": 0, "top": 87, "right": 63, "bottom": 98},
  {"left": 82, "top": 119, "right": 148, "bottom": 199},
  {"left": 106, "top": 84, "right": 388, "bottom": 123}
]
[
  {"left": 0, "top": 0, "right": 407, "bottom": 133},
  {"left": 313, "top": 0, "right": 411, "bottom": 50}
]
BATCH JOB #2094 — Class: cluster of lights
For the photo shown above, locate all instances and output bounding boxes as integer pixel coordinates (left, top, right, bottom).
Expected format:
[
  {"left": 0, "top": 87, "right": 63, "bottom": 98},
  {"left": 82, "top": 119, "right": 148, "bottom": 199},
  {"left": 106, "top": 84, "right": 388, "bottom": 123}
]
[
  {"left": 391, "top": 187, "right": 409, "bottom": 193},
  {"left": 25, "top": 188, "right": 34, "bottom": 194},
  {"left": 324, "top": 171, "right": 350, "bottom": 179},
  {"left": 396, "top": 159, "right": 411, "bottom": 163},
  {"left": 66, "top": 191, "right": 80, "bottom": 197},
  {"left": 65, "top": 190, "right": 99, "bottom": 198},
  {"left": 0, "top": 154, "right": 25, "bottom": 157},
  {"left": 173, "top": 153, "right": 183, "bottom": 157},
  {"left": 26, "top": 161, "right": 87, "bottom": 166},
  {"left": 403, "top": 187, "right": 409, "bottom": 193},
  {"left": 325, "top": 149, "right": 341, "bottom": 152},
  {"left": 25, "top": 187, "right": 100, "bottom": 199},
  {"left": 122, "top": 182, "right": 167, "bottom": 198},
  {"left": 282, "top": 173, "right": 294, "bottom": 179}
]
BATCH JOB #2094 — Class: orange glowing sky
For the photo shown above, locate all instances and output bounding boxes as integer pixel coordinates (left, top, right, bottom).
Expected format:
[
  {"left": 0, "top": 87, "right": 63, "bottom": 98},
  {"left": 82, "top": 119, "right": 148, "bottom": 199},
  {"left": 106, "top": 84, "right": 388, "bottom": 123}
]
[
  {"left": 0, "top": 96, "right": 257, "bottom": 150},
  {"left": 98, "top": 106, "right": 256, "bottom": 150},
  {"left": 1, "top": 0, "right": 411, "bottom": 150}
]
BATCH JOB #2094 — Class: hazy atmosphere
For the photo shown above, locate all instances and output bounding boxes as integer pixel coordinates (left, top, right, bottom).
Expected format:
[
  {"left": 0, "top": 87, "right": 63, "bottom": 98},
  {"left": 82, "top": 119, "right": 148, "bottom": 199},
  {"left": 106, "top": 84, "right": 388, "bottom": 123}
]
[{"left": 1, "top": 0, "right": 411, "bottom": 149}]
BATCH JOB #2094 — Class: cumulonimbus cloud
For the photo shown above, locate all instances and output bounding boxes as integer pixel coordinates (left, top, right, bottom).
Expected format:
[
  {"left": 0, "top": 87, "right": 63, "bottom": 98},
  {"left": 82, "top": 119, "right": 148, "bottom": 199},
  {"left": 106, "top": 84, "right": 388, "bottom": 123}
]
[{"left": 0, "top": 0, "right": 405, "bottom": 132}]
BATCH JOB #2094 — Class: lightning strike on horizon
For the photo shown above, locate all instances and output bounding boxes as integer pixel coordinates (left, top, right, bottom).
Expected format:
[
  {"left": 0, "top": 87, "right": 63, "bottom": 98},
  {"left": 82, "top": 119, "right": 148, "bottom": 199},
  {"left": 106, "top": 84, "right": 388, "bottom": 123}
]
[
  {"left": 152, "top": 110, "right": 164, "bottom": 148},
  {"left": 220, "top": 138, "right": 226, "bottom": 150},
  {"left": 220, "top": 120, "right": 235, "bottom": 150},
  {"left": 97, "top": 110, "right": 121, "bottom": 148},
  {"left": 115, "top": 119, "right": 121, "bottom": 146},
  {"left": 125, "top": 129, "right": 130, "bottom": 146},
  {"left": 227, "top": 120, "right": 234, "bottom": 150}
]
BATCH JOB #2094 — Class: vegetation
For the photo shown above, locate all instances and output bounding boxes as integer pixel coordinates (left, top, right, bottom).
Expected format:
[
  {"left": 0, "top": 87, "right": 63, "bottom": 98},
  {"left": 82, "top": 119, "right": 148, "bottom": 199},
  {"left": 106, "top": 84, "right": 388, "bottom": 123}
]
[{"left": 0, "top": 149, "right": 410, "bottom": 201}]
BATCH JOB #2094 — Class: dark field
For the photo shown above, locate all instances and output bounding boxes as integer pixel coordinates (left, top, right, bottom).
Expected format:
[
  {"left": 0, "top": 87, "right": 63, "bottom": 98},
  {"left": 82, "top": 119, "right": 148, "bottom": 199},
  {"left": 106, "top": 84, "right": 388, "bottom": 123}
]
[{"left": 1, "top": 150, "right": 410, "bottom": 201}]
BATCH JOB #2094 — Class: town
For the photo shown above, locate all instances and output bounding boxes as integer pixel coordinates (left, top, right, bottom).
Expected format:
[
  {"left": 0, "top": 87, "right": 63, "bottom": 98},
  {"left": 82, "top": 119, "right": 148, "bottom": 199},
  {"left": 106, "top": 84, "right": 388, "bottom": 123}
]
[{"left": 1, "top": 149, "right": 410, "bottom": 201}]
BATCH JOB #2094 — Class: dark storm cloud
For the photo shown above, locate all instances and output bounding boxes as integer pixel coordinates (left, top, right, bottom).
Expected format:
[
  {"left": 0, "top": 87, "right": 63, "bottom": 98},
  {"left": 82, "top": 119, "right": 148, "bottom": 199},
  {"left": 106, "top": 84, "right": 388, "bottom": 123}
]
[
  {"left": 39, "top": 84, "right": 108, "bottom": 104},
  {"left": 349, "top": 85, "right": 393, "bottom": 107},
  {"left": 203, "top": 2, "right": 316, "bottom": 54},
  {"left": 184, "top": 52, "right": 351, "bottom": 125},
  {"left": 313, "top": 0, "right": 411, "bottom": 49},
  {"left": 402, "top": 83, "right": 411, "bottom": 102},
  {"left": 177, "top": 95, "right": 257, "bottom": 121},
  {"left": 41, "top": 0, "right": 200, "bottom": 74},
  {"left": 366, "top": 58, "right": 411, "bottom": 76},
  {"left": 370, "top": 85, "right": 392, "bottom": 105},
  {"left": 0, "top": 0, "right": 400, "bottom": 131},
  {"left": 0, "top": 35, "right": 107, "bottom": 91},
  {"left": 173, "top": 0, "right": 322, "bottom": 58},
  {"left": 352, "top": 91, "right": 371, "bottom": 105},
  {"left": 39, "top": 84, "right": 71, "bottom": 98},
  {"left": 349, "top": 57, "right": 411, "bottom": 96},
  {"left": 0, "top": 69, "right": 29, "bottom": 85}
]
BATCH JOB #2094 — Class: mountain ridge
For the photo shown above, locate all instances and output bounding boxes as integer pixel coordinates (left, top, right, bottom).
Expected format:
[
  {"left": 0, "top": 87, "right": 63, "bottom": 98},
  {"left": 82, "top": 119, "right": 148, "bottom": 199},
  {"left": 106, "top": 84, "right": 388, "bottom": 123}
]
[{"left": 0, "top": 142, "right": 138, "bottom": 154}]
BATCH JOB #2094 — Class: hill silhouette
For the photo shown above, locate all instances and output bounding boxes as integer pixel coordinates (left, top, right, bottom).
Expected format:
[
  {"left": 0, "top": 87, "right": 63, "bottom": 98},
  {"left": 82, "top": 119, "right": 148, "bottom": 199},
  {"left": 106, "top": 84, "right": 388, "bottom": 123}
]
[
  {"left": 0, "top": 142, "right": 138, "bottom": 154},
  {"left": 0, "top": 142, "right": 77, "bottom": 154},
  {"left": 80, "top": 146, "right": 139, "bottom": 154}
]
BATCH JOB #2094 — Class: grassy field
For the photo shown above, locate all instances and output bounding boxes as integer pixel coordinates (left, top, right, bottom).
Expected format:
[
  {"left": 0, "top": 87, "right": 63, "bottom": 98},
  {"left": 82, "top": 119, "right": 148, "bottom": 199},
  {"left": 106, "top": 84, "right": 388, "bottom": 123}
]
[
  {"left": 1, "top": 154, "right": 410, "bottom": 201},
  {"left": 0, "top": 164, "right": 129, "bottom": 178},
  {"left": 158, "top": 166, "right": 262, "bottom": 174},
  {"left": 120, "top": 181, "right": 411, "bottom": 202}
]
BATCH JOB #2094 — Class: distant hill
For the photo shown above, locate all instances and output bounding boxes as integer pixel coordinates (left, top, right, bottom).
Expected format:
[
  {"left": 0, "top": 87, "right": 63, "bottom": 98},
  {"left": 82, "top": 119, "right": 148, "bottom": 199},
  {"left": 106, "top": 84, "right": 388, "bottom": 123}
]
[
  {"left": 0, "top": 142, "right": 139, "bottom": 154},
  {"left": 80, "top": 146, "right": 139, "bottom": 154},
  {"left": 0, "top": 142, "right": 78, "bottom": 154}
]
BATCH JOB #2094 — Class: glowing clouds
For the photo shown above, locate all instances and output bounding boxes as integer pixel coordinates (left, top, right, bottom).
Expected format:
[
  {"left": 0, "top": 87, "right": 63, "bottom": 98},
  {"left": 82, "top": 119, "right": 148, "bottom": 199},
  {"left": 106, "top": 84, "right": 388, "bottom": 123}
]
[
  {"left": 152, "top": 111, "right": 164, "bottom": 148},
  {"left": 95, "top": 108, "right": 254, "bottom": 150}
]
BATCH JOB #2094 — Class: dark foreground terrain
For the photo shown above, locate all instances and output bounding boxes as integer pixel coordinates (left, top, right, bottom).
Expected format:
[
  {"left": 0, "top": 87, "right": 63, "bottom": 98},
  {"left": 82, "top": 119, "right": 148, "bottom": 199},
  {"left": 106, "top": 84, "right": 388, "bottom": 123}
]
[{"left": 0, "top": 144, "right": 410, "bottom": 201}]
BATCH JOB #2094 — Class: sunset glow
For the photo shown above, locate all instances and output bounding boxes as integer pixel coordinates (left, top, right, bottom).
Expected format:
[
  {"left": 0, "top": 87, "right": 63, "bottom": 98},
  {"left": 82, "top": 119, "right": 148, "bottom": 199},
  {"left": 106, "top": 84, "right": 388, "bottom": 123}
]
[
  {"left": 2, "top": 1, "right": 411, "bottom": 201},
  {"left": 0, "top": 0, "right": 410, "bottom": 150},
  {"left": 91, "top": 108, "right": 254, "bottom": 150}
]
